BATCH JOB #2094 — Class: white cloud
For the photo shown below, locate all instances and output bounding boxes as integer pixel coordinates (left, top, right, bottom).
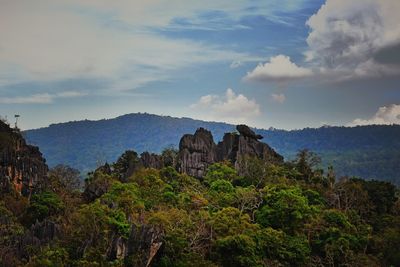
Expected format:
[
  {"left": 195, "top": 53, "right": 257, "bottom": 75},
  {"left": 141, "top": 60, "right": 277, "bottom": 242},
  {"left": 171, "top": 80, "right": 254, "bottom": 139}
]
[
  {"left": 190, "top": 88, "right": 260, "bottom": 124},
  {"left": 350, "top": 104, "right": 400, "bottom": 126},
  {"left": 0, "top": 91, "right": 86, "bottom": 104},
  {"left": 0, "top": 1, "right": 308, "bottom": 92},
  {"left": 305, "top": 0, "right": 400, "bottom": 79},
  {"left": 244, "top": 55, "right": 313, "bottom": 82},
  {"left": 271, "top": 93, "right": 286, "bottom": 104}
]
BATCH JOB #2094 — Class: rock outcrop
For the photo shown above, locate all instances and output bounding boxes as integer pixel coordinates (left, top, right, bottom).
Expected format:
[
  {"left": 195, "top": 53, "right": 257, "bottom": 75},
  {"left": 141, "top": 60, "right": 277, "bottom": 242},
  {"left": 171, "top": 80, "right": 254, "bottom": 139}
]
[
  {"left": 18, "top": 220, "right": 60, "bottom": 259},
  {"left": 94, "top": 125, "right": 283, "bottom": 180},
  {"left": 0, "top": 121, "right": 48, "bottom": 197},
  {"left": 178, "top": 128, "right": 218, "bottom": 178},
  {"left": 217, "top": 133, "right": 283, "bottom": 172},
  {"left": 236, "top": 124, "right": 263, "bottom": 140},
  {"left": 108, "top": 224, "right": 164, "bottom": 267},
  {"left": 178, "top": 125, "right": 283, "bottom": 178},
  {"left": 140, "top": 152, "right": 164, "bottom": 169}
]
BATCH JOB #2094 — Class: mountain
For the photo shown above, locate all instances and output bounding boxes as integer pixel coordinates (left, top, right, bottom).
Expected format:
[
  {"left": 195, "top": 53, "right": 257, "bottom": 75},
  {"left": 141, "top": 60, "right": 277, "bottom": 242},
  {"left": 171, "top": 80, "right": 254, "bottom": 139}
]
[
  {"left": 4, "top": 118, "right": 400, "bottom": 266},
  {"left": 24, "top": 113, "right": 400, "bottom": 184}
]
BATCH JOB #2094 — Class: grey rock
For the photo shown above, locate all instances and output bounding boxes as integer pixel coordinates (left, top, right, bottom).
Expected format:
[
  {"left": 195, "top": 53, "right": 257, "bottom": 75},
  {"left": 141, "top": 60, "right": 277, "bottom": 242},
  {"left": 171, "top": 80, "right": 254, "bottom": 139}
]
[
  {"left": 108, "top": 224, "right": 164, "bottom": 267},
  {"left": 236, "top": 124, "right": 263, "bottom": 140},
  {"left": 178, "top": 128, "right": 217, "bottom": 178},
  {"left": 179, "top": 125, "right": 283, "bottom": 178},
  {"left": 18, "top": 220, "right": 60, "bottom": 259},
  {"left": 0, "top": 121, "right": 48, "bottom": 197},
  {"left": 141, "top": 152, "right": 164, "bottom": 169}
]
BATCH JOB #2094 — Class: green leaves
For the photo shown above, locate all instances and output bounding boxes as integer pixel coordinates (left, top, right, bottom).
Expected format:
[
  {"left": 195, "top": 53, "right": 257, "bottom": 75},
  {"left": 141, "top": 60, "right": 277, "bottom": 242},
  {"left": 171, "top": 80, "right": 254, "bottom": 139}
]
[
  {"left": 2, "top": 147, "right": 399, "bottom": 266},
  {"left": 204, "top": 162, "right": 238, "bottom": 184},
  {"left": 23, "top": 191, "right": 64, "bottom": 225},
  {"left": 256, "top": 186, "right": 316, "bottom": 233}
]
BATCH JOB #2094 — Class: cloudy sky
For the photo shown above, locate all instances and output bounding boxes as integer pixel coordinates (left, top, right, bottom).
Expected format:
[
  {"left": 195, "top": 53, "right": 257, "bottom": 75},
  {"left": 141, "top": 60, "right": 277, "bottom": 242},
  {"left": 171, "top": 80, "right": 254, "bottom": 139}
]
[{"left": 1, "top": 0, "right": 400, "bottom": 130}]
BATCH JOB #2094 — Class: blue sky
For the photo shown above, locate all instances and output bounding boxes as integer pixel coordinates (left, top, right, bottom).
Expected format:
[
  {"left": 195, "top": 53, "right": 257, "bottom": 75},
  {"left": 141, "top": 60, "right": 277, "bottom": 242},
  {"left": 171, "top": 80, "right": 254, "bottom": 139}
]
[{"left": 0, "top": 0, "right": 400, "bottom": 130}]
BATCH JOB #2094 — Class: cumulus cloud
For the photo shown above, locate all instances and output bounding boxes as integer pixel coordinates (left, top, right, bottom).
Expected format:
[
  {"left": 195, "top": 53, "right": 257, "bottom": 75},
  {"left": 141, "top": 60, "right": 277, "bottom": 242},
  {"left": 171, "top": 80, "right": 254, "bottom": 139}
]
[
  {"left": 244, "top": 55, "right": 313, "bottom": 82},
  {"left": 350, "top": 104, "right": 400, "bottom": 126},
  {"left": 305, "top": 0, "right": 400, "bottom": 79},
  {"left": 0, "top": 91, "right": 86, "bottom": 104},
  {"left": 190, "top": 88, "right": 260, "bottom": 124},
  {"left": 271, "top": 93, "right": 286, "bottom": 104}
]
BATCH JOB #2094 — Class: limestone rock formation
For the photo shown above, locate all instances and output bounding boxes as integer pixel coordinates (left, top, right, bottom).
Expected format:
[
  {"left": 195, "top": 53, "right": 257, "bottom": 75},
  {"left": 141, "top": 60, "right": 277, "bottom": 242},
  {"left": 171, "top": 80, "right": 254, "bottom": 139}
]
[
  {"left": 140, "top": 152, "right": 164, "bottom": 169},
  {"left": 178, "top": 125, "right": 283, "bottom": 178},
  {"left": 108, "top": 224, "right": 164, "bottom": 267},
  {"left": 236, "top": 124, "right": 263, "bottom": 140},
  {"left": 178, "top": 128, "right": 217, "bottom": 178},
  {"left": 18, "top": 220, "right": 60, "bottom": 259},
  {"left": 217, "top": 133, "right": 283, "bottom": 172},
  {"left": 0, "top": 121, "right": 48, "bottom": 197}
]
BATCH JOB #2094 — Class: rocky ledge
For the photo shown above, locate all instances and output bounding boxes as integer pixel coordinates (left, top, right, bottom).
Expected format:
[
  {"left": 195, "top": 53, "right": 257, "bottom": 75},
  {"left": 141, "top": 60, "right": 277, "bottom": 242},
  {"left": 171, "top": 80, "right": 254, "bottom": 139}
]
[
  {"left": 0, "top": 121, "right": 48, "bottom": 197},
  {"left": 178, "top": 125, "right": 283, "bottom": 178}
]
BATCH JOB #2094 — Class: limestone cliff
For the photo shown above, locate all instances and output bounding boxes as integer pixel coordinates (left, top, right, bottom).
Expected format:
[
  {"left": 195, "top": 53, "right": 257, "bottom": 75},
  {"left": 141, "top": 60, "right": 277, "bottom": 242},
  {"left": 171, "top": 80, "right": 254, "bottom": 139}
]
[
  {"left": 177, "top": 125, "right": 283, "bottom": 178},
  {"left": 107, "top": 224, "right": 164, "bottom": 267},
  {"left": 178, "top": 128, "right": 218, "bottom": 178},
  {"left": 140, "top": 152, "right": 164, "bottom": 169},
  {"left": 0, "top": 121, "right": 48, "bottom": 197}
]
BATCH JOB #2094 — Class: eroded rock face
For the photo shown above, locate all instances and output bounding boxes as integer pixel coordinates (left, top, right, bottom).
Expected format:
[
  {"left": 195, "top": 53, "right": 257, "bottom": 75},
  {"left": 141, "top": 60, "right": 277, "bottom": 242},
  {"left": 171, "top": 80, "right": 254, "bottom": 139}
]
[
  {"left": 218, "top": 133, "right": 284, "bottom": 172},
  {"left": 178, "top": 125, "right": 283, "bottom": 178},
  {"left": 236, "top": 124, "right": 263, "bottom": 140},
  {"left": 18, "top": 220, "right": 60, "bottom": 259},
  {"left": 178, "top": 128, "right": 217, "bottom": 178},
  {"left": 108, "top": 224, "right": 164, "bottom": 267},
  {"left": 0, "top": 121, "right": 48, "bottom": 197},
  {"left": 141, "top": 152, "right": 164, "bottom": 169}
]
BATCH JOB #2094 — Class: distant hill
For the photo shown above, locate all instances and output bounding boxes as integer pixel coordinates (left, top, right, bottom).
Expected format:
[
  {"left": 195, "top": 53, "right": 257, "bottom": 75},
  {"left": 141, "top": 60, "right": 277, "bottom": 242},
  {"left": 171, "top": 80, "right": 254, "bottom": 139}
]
[{"left": 24, "top": 113, "right": 400, "bottom": 184}]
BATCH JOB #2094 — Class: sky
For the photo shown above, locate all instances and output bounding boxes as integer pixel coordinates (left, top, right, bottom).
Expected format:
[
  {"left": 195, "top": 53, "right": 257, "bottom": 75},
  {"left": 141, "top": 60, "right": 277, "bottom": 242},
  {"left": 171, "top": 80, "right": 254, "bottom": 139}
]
[{"left": 0, "top": 0, "right": 400, "bottom": 130}]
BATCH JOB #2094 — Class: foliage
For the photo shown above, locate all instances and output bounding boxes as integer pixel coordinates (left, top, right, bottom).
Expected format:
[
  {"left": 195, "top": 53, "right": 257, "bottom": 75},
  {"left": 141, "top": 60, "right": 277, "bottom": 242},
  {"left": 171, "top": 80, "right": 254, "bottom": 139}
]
[
  {"left": 47, "top": 164, "right": 82, "bottom": 193},
  {"left": 23, "top": 191, "right": 64, "bottom": 225},
  {"left": 256, "top": 185, "right": 317, "bottom": 233},
  {"left": 1, "top": 147, "right": 399, "bottom": 266},
  {"left": 204, "top": 162, "right": 238, "bottom": 184}
]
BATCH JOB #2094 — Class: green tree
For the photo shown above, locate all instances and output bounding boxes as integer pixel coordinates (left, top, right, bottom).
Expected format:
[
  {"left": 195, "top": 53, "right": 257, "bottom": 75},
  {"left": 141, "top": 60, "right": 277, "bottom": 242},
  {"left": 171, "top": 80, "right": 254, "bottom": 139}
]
[
  {"left": 113, "top": 150, "right": 141, "bottom": 181},
  {"left": 257, "top": 227, "right": 310, "bottom": 266},
  {"left": 204, "top": 162, "right": 238, "bottom": 184},
  {"left": 293, "top": 149, "right": 321, "bottom": 182},
  {"left": 23, "top": 191, "right": 64, "bottom": 226},
  {"left": 256, "top": 186, "right": 316, "bottom": 233}
]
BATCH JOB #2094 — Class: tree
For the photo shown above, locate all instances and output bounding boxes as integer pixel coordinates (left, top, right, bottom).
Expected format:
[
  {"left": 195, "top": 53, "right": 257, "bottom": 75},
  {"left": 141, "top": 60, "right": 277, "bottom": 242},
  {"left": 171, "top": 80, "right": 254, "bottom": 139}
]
[
  {"left": 47, "top": 164, "right": 82, "bottom": 193},
  {"left": 257, "top": 227, "right": 310, "bottom": 266},
  {"left": 204, "top": 162, "right": 238, "bottom": 184},
  {"left": 208, "top": 179, "right": 236, "bottom": 208},
  {"left": 23, "top": 191, "right": 64, "bottom": 226},
  {"left": 256, "top": 186, "right": 316, "bottom": 234},
  {"left": 113, "top": 150, "right": 141, "bottom": 181},
  {"left": 234, "top": 186, "right": 263, "bottom": 219},
  {"left": 328, "top": 177, "right": 371, "bottom": 215},
  {"left": 214, "top": 234, "right": 259, "bottom": 267},
  {"left": 293, "top": 149, "right": 321, "bottom": 182},
  {"left": 161, "top": 146, "right": 179, "bottom": 168}
]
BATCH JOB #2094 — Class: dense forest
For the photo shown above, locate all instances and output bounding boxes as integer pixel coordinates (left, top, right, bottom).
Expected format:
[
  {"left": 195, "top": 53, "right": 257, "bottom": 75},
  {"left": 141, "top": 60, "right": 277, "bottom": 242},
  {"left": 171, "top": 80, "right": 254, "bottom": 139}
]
[
  {"left": 25, "top": 113, "right": 400, "bottom": 184},
  {"left": 1, "top": 149, "right": 399, "bottom": 266}
]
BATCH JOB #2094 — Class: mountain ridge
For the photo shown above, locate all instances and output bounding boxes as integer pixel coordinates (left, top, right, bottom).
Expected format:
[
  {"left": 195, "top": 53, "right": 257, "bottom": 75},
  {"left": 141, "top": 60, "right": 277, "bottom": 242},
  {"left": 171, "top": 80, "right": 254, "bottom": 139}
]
[{"left": 24, "top": 113, "right": 400, "bottom": 184}]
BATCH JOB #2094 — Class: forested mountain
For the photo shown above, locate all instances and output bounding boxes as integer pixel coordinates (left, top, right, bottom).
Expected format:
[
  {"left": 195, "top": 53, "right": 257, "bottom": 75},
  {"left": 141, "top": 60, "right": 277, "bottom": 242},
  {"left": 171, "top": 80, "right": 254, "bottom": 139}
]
[
  {"left": 2, "top": 120, "right": 400, "bottom": 266},
  {"left": 24, "top": 113, "right": 400, "bottom": 184}
]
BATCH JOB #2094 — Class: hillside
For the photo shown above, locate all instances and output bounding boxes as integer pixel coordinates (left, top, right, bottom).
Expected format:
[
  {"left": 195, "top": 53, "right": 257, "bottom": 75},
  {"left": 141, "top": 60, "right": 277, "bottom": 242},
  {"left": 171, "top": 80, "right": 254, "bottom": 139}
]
[
  {"left": 24, "top": 113, "right": 400, "bottom": 184},
  {"left": 2, "top": 127, "right": 400, "bottom": 266}
]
